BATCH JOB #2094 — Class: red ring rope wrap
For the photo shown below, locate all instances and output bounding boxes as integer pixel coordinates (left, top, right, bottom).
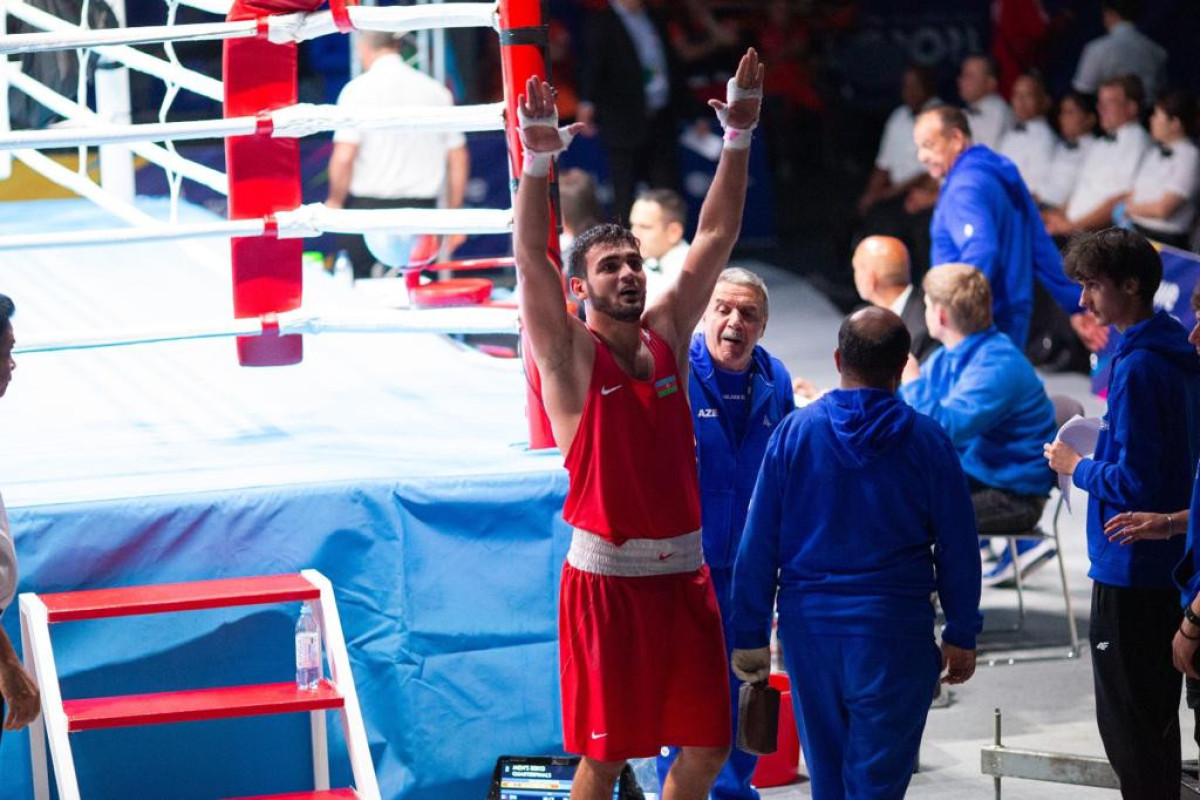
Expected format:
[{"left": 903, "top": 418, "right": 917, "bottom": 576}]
[
  {"left": 330, "top": 0, "right": 357, "bottom": 33},
  {"left": 224, "top": 0, "right": 323, "bottom": 367}
]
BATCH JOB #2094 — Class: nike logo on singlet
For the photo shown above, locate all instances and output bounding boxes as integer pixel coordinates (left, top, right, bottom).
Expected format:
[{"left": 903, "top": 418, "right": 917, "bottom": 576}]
[
  {"left": 601, "top": 385, "right": 623, "bottom": 396},
  {"left": 591, "top": 731, "right": 608, "bottom": 739}
]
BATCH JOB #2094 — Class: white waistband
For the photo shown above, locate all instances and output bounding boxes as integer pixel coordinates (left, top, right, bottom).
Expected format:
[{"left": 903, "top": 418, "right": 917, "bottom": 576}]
[{"left": 567, "top": 528, "right": 704, "bottom": 577}]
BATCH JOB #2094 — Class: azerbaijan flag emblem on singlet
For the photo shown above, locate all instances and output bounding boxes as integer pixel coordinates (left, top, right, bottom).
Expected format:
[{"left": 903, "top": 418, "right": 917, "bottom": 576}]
[{"left": 656, "top": 375, "right": 678, "bottom": 398}]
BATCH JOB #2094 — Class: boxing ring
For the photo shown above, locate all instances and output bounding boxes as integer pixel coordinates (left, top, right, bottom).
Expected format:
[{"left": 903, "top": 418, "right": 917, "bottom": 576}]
[{"left": 0, "top": 1, "right": 572, "bottom": 798}]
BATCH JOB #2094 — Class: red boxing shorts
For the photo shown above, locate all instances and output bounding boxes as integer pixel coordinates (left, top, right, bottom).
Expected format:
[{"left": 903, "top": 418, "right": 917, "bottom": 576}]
[{"left": 559, "top": 530, "right": 731, "bottom": 761}]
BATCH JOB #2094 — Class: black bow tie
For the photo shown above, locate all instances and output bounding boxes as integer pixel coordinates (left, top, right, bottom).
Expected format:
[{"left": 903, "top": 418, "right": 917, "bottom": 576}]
[
  {"left": 1063, "top": 140, "right": 1080, "bottom": 151},
  {"left": 1159, "top": 144, "right": 1174, "bottom": 157},
  {"left": 1098, "top": 131, "right": 1117, "bottom": 142},
  {"left": 966, "top": 106, "right": 982, "bottom": 116},
  {"left": 1013, "top": 122, "right": 1027, "bottom": 133}
]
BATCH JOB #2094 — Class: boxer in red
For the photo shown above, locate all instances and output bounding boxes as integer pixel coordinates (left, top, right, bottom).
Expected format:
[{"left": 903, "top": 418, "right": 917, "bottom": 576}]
[{"left": 514, "top": 49, "right": 765, "bottom": 800}]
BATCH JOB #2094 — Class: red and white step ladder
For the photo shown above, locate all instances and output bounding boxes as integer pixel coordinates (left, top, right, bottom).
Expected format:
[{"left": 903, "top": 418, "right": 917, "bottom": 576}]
[{"left": 19, "top": 569, "right": 380, "bottom": 800}]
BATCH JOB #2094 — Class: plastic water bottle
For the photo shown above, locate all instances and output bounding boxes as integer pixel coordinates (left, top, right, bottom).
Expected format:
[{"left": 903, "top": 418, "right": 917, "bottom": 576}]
[
  {"left": 295, "top": 602, "right": 321, "bottom": 691},
  {"left": 333, "top": 249, "right": 354, "bottom": 286}
]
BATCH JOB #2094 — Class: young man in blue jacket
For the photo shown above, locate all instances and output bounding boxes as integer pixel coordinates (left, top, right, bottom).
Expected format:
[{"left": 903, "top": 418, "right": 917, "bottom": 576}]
[
  {"left": 1045, "top": 228, "right": 1200, "bottom": 798},
  {"left": 657, "top": 267, "right": 794, "bottom": 800},
  {"left": 901, "top": 263, "right": 1058, "bottom": 585},
  {"left": 913, "top": 105, "right": 1107, "bottom": 354},
  {"left": 731, "top": 307, "right": 982, "bottom": 800}
]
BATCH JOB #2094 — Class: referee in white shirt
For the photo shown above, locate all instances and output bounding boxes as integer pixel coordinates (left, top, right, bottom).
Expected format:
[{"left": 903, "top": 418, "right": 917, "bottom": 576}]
[
  {"left": 1125, "top": 88, "right": 1199, "bottom": 250},
  {"left": 327, "top": 32, "right": 470, "bottom": 279}
]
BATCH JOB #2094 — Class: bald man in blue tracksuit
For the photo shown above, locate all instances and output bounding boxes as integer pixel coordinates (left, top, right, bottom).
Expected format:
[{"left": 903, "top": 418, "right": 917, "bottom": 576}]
[
  {"left": 915, "top": 105, "right": 1090, "bottom": 350},
  {"left": 731, "top": 308, "right": 982, "bottom": 800},
  {"left": 656, "top": 269, "right": 794, "bottom": 800}
]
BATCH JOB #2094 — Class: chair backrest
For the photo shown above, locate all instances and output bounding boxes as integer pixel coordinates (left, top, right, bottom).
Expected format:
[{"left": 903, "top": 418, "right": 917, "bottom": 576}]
[{"left": 1050, "top": 394, "right": 1085, "bottom": 431}]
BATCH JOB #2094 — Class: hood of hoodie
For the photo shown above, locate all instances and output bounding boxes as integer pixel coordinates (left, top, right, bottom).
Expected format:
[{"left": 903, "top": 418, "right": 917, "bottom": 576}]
[
  {"left": 1116, "top": 310, "right": 1200, "bottom": 375},
  {"left": 822, "top": 388, "right": 916, "bottom": 469}
]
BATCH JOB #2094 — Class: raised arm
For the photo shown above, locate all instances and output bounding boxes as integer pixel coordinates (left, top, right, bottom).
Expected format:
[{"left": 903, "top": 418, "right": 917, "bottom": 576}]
[
  {"left": 646, "top": 48, "right": 764, "bottom": 347},
  {"left": 513, "top": 77, "right": 585, "bottom": 375}
]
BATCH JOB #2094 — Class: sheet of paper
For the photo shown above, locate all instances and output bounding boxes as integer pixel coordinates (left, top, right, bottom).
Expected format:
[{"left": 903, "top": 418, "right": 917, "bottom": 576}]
[{"left": 1055, "top": 415, "right": 1103, "bottom": 512}]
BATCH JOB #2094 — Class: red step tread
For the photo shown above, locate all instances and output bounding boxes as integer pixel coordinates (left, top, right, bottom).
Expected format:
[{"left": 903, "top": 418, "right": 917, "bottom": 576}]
[
  {"left": 63, "top": 680, "right": 343, "bottom": 731},
  {"left": 38, "top": 574, "right": 319, "bottom": 622},
  {"left": 226, "top": 791, "right": 359, "bottom": 800}
]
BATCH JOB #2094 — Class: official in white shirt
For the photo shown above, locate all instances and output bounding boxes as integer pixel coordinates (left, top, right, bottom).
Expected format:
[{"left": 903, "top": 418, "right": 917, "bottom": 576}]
[
  {"left": 1073, "top": 0, "right": 1167, "bottom": 104},
  {"left": 1041, "top": 92, "right": 1098, "bottom": 210},
  {"left": 958, "top": 55, "right": 1013, "bottom": 150},
  {"left": 998, "top": 74, "right": 1058, "bottom": 201},
  {"left": 0, "top": 295, "right": 40, "bottom": 740},
  {"left": 327, "top": 32, "right": 470, "bottom": 279},
  {"left": 1045, "top": 75, "right": 1150, "bottom": 236},
  {"left": 1126, "top": 89, "right": 1200, "bottom": 250}
]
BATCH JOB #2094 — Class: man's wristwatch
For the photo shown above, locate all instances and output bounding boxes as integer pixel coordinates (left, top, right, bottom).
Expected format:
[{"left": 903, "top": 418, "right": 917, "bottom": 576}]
[{"left": 1184, "top": 604, "right": 1200, "bottom": 629}]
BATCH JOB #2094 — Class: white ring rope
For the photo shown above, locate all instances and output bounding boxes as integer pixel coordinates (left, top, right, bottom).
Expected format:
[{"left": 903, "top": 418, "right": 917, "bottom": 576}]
[
  {"left": 0, "top": 205, "right": 514, "bottom": 251},
  {"left": 0, "top": 101, "right": 507, "bottom": 149},
  {"left": 0, "top": 3, "right": 500, "bottom": 55},
  {"left": 14, "top": 306, "right": 521, "bottom": 354},
  {"left": 8, "top": 69, "right": 228, "bottom": 193},
  {"left": 6, "top": 1, "right": 224, "bottom": 100}
]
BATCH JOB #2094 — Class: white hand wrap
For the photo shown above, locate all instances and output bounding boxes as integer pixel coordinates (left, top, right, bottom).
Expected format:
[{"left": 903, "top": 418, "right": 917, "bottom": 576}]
[
  {"left": 518, "top": 104, "right": 576, "bottom": 178},
  {"left": 714, "top": 77, "right": 763, "bottom": 151}
]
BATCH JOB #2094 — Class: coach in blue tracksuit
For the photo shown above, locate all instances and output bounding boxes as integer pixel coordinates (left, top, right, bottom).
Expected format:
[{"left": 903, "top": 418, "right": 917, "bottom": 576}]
[
  {"left": 731, "top": 308, "right": 982, "bottom": 800},
  {"left": 656, "top": 267, "right": 793, "bottom": 800},
  {"left": 913, "top": 105, "right": 1104, "bottom": 352}
]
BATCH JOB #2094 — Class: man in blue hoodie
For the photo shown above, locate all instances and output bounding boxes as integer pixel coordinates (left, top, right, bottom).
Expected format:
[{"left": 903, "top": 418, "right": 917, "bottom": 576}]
[
  {"left": 1045, "top": 228, "right": 1200, "bottom": 798},
  {"left": 913, "top": 105, "right": 1107, "bottom": 354},
  {"left": 656, "top": 268, "right": 794, "bottom": 800},
  {"left": 730, "top": 307, "right": 982, "bottom": 800},
  {"left": 901, "top": 263, "right": 1058, "bottom": 586}
]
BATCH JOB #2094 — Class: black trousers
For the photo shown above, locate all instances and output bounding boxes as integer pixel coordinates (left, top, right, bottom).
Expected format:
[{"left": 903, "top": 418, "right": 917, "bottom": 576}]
[
  {"left": 336, "top": 195, "right": 437, "bottom": 280},
  {"left": 969, "top": 481, "right": 1047, "bottom": 533},
  {"left": 1091, "top": 581, "right": 1182, "bottom": 799}
]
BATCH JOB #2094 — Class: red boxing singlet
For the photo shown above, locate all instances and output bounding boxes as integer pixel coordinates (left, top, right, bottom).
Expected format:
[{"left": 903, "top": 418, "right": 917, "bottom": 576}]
[{"left": 562, "top": 327, "right": 701, "bottom": 544}]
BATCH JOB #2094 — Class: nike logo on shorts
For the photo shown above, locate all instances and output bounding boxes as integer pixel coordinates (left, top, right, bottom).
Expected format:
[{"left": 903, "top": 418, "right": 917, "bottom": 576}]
[
  {"left": 601, "top": 385, "right": 623, "bottom": 396},
  {"left": 658, "top": 552, "right": 674, "bottom": 561}
]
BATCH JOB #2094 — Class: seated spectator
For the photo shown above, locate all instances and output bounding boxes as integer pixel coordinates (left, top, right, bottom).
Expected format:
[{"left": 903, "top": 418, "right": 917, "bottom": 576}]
[
  {"left": 1040, "top": 91, "right": 1099, "bottom": 210},
  {"left": 1045, "top": 75, "right": 1150, "bottom": 236},
  {"left": 958, "top": 55, "right": 1014, "bottom": 150},
  {"left": 998, "top": 73, "right": 1058, "bottom": 200},
  {"left": 901, "top": 264, "right": 1058, "bottom": 585},
  {"left": 1124, "top": 88, "right": 1199, "bottom": 250},
  {"left": 629, "top": 188, "right": 690, "bottom": 300},
  {"left": 1073, "top": 0, "right": 1166, "bottom": 104},
  {"left": 852, "top": 236, "right": 940, "bottom": 363}
]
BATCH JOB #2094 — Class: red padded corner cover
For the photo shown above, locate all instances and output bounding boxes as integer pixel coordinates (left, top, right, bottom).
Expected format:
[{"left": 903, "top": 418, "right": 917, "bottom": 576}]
[{"left": 224, "top": 0, "right": 324, "bottom": 365}]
